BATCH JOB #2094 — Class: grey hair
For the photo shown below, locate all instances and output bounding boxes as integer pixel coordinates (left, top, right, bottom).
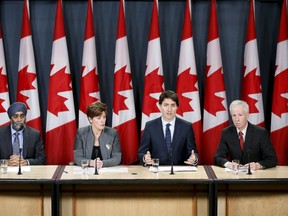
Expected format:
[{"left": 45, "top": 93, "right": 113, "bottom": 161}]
[{"left": 229, "top": 100, "right": 249, "bottom": 114}]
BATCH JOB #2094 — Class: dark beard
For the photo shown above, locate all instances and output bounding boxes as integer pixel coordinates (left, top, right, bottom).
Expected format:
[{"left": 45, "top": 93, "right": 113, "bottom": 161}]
[{"left": 12, "top": 122, "right": 25, "bottom": 131}]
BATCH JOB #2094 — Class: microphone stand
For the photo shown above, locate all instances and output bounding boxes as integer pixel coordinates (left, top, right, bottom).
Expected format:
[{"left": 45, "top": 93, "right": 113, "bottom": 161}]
[
  {"left": 94, "top": 149, "right": 99, "bottom": 175},
  {"left": 169, "top": 150, "right": 174, "bottom": 175},
  {"left": 17, "top": 148, "right": 22, "bottom": 175},
  {"left": 247, "top": 149, "right": 252, "bottom": 175}
]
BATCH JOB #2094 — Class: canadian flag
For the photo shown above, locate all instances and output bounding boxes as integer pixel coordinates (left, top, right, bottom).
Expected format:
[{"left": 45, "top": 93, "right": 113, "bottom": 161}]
[
  {"left": 79, "top": 0, "right": 100, "bottom": 128},
  {"left": 45, "top": 0, "right": 77, "bottom": 165},
  {"left": 17, "top": 0, "right": 42, "bottom": 132},
  {"left": 112, "top": 0, "right": 138, "bottom": 164},
  {"left": 270, "top": 0, "right": 288, "bottom": 165},
  {"left": 141, "top": 0, "right": 164, "bottom": 132},
  {"left": 241, "top": 0, "right": 265, "bottom": 127},
  {"left": 0, "top": 26, "right": 10, "bottom": 127},
  {"left": 203, "top": 0, "right": 229, "bottom": 165},
  {"left": 176, "top": 0, "right": 202, "bottom": 163}
]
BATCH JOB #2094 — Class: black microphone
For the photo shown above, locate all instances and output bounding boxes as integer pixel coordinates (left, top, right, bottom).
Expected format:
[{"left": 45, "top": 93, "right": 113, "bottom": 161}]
[
  {"left": 247, "top": 149, "right": 252, "bottom": 175},
  {"left": 169, "top": 148, "right": 174, "bottom": 175},
  {"left": 94, "top": 148, "right": 99, "bottom": 175},
  {"left": 17, "top": 148, "right": 22, "bottom": 175}
]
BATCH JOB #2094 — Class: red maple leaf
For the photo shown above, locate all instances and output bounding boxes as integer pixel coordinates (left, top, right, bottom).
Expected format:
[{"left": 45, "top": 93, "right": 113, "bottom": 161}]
[
  {"left": 272, "top": 68, "right": 288, "bottom": 117},
  {"left": 142, "top": 68, "right": 164, "bottom": 116},
  {"left": 241, "top": 68, "right": 262, "bottom": 114},
  {"left": 0, "top": 67, "right": 8, "bottom": 112},
  {"left": 0, "top": 67, "right": 8, "bottom": 93},
  {"left": 176, "top": 68, "right": 198, "bottom": 116},
  {"left": 79, "top": 67, "right": 99, "bottom": 113},
  {"left": 204, "top": 66, "right": 226, "bottom": 116},
  {"left": 113, "top": 65, "right": 133, "bottom": 115},
  {"left": 48, "top": 66, "right": 73, "bottom": 116},
  {"left": 17, "top": 65, "right": 37, "bottom": 109}
]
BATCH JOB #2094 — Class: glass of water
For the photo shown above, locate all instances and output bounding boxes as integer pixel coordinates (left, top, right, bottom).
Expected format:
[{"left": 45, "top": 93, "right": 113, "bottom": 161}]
[
  {"left": 0, "top": 159, "right": 8, "bottom": 174},
  {"left": 232, "top": 159, "right": 240, "bottom": 175},
  {"left": 151, "top": 158, "right": 159, "bottom": 173},
  {"left": 81, "top": 159, "right": 89, "bottom": 174}
]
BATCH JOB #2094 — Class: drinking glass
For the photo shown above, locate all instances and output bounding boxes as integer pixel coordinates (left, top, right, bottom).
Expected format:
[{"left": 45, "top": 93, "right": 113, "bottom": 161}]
[
  {"left": 232, "top": 159, "right": 240, "bottom": 175},
  {"left": 151, "top": 158, "right": 159, "bottom": 173},
  {"left": 0, "top": 159, "right": 8, "bottom": 174},
  {"left": 81, "top": 159, "right": 89, "bottom": 174}
]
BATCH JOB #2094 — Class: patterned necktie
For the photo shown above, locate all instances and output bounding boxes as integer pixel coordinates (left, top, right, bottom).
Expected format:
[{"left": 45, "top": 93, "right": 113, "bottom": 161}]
[
  {"left": 165, "top": 123, "right": 171, "bottom": 152},
  {"left": 239, "top": 131, "right": 244, "bottom": 150},
  {"left": 13, "top": 132, "right": 20, "bottom": 155}
]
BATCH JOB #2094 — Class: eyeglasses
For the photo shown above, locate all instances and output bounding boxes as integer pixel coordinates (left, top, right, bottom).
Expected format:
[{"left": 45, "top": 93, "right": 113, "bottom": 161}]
[{"left": 12, "top": 114, "right": 26, "bottom": 119}]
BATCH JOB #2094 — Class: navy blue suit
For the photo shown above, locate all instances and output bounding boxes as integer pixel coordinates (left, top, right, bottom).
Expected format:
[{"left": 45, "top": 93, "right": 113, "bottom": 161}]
[
  {"left": 138, "top": 117, "right": 198, "bottom": 165},
  {"left": 0, "top": 125, "right": 46, "bottom": 165},
  {"left": 214, "top": 122, "right": 278, "bottom": 169}
]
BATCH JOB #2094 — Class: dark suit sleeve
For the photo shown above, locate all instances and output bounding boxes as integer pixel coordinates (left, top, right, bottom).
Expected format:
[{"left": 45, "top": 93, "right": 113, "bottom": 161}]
[
  {"left": 214, "top": 130, "right": 230, "bottom": 167},
  {"left": 257, "top": 129, "right": 278, "bottom": 169},
  {"left": 138, "top": 123, "right": 150, "bottom": 165},
  {"left": 26, "top": 131, "right": 46, "bottom": 165},
  {"left": 184, "top": 123, "right": 199, "bottom": 162}
]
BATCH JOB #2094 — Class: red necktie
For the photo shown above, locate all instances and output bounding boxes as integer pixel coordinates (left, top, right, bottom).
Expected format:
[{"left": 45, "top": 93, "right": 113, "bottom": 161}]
[{"left": 239, "top": 131, "right": 244, "bottom": 150}]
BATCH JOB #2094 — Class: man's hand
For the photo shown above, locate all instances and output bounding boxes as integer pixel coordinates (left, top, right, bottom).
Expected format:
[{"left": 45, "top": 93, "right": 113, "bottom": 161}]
[
  {"left": 244, "top": 162, "right": 262, "bottom": 171},
  {"left": 184, "top": 150, "right": 198, "bottom": 166},
  {"left": 9, "top": 155, "right": 28, "bottom": 166},
  {"left": 144, "top": 151, "right": 152, "bottom": 165}
]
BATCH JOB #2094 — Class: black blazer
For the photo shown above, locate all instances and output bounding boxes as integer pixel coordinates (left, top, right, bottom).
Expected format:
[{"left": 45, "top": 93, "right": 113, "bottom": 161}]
[
  {"left": 0, "top": 125, "right": 46, "bottom": 165},
  {"left": 138, "top": 117, "right": 198, "bottom": 165},
  {"left": 214, "top": 122, "right": 277, "bottom": 169}
]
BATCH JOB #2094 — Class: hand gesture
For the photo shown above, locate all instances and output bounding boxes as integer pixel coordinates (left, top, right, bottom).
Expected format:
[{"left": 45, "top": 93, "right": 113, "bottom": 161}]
[
  {"left": 144, "top": 151, "right": 152, "bottom": 165},
  {"left": 184, "top": 150, "right": 198, "bottom": 166}
]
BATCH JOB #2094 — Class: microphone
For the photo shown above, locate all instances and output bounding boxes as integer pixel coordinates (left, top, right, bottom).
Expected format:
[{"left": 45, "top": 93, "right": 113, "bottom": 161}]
[
  {"left": 247, "top": 149, "right": 252, "bottom": 175},
  {"left": 94, "top": 148, "right": 99, "bottom": 175},
  {"left": 169, "top": 148, "right": 174, "bottom": 175},
  {"left": 17, "top": 148, "right": 22, "bottom": 175}
]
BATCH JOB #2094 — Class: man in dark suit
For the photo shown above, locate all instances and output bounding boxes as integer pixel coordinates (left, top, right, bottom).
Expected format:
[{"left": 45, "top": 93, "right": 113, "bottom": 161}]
[
  {"left": 214, "top": 100, "right": 277, "bottom": 170},
  {"left": 0, "top": 102, "right": 46, "bottom": 166},
  {"left": 138, "top": 90, "right": 198, "bottom": 166}
]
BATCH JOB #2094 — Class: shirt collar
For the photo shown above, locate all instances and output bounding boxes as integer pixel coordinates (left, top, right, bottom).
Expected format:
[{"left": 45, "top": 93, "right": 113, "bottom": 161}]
[
  {"left": 10, "top": 125, "right": 24, "bottom": 135},
  {"left": 161, "top": 117, "right": 176, "bottom": 127},
  {"left": 236, "top": 123, "right": 248, "bottom": 136}
]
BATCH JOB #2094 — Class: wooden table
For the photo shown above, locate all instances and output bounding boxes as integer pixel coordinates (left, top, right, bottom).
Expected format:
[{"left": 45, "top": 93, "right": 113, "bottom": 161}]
[
  {"left": 57, "top": 165, "right": 213, "bottom": 216},
  {"left": 211, "top": 166, "right": 288, "bottom": 216},
  {"left": 0, "top": 165, "right": 59, "bottom": 216}
]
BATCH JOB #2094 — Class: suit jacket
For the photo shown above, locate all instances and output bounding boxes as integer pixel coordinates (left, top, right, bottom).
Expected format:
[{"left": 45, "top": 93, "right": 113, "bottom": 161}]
[
  {"left": 138, "top": 117, "right": 198, "bottom": 165},
  {"left": 214, "top": 122, "right": 278, "bottom": 169},
  {"left": 74, "top": 125, "right": 121, "bottom": 167},
  {"left": 0, "top": 125, "right": 46, "bottom": 165}
]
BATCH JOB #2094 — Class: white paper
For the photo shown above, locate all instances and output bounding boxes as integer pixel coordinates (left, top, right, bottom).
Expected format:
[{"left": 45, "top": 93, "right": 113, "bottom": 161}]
[
  {"left": 7, "top": 166, "right": 31, "bottom": 173},
  {"left": 149, "top": 166, "right": 197, "bottom": 172},
  {"left": 225, "top": 166, "right": 254, "bottom": 173},
  {"left": 73, "top": 167, "right": 129, "bottom": 174}
]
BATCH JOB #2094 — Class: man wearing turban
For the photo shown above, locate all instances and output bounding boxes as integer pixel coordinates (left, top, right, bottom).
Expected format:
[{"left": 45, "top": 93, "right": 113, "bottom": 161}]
[{"left": 0, "top": 102, "right": 46, "bottom": 166}]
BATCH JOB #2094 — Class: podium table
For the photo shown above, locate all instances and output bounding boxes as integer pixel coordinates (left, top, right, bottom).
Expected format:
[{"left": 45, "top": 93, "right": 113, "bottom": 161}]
[
  {"left": 0, "top": 165, "right": 59, "bottom": 216},
  {"left": 57, "top": 165, "right": 213, "bottom": 216},
  {"left": 211, "top": 166, "right": 288, "bottom": 216}
]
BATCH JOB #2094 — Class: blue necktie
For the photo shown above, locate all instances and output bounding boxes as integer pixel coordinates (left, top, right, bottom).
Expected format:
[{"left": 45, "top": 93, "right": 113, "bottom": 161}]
[
  {"left": 13, "top": 132, "right": 20, "bottom": 155},
  {"left": 165, "top": 123, "right": 171, "bottom": 152}
]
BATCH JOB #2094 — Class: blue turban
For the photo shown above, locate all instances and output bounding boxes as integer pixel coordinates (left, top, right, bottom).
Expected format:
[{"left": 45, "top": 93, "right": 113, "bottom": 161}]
[{"left": 7, "top": 102, "right": 27, "bottom": 119}]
